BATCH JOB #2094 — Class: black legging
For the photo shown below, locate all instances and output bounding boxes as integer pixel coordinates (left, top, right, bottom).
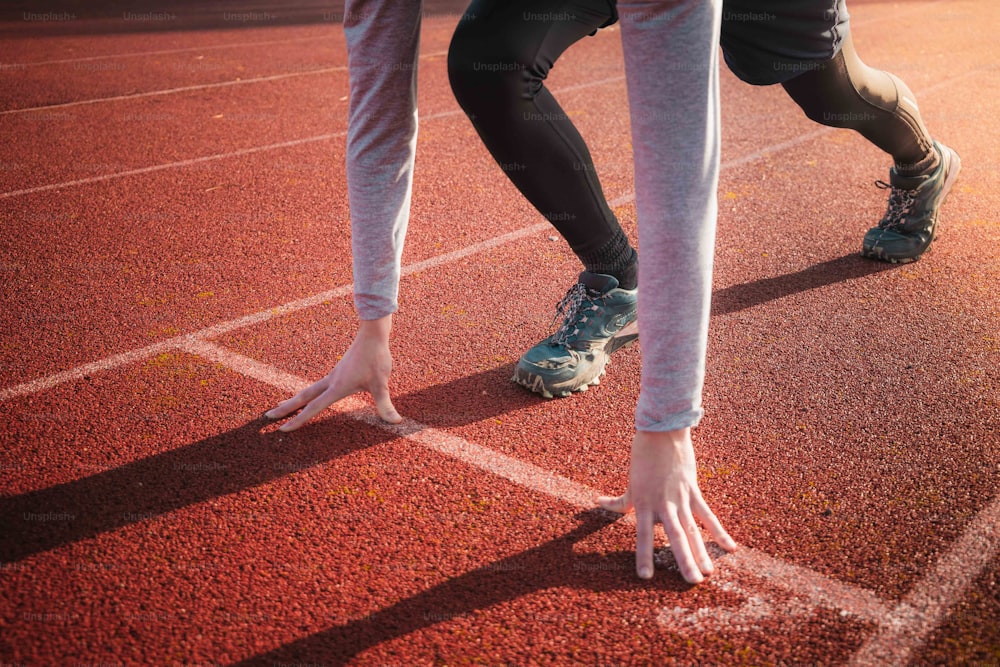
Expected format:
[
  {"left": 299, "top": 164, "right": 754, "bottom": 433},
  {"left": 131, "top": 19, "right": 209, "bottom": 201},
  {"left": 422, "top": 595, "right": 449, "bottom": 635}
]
[
  {"left": 448, "top": 1, "right": 938, "bottom": 263},
  {"left": 448, "top": 0, "right": 627, "bottom": 268},
  {"left": 781, "top": 30, "right": 936, "bottom": 173}
]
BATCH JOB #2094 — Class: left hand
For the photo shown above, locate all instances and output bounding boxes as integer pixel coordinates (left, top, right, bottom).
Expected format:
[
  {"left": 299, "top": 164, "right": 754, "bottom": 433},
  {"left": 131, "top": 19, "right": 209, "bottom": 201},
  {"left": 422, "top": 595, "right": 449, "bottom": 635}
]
[{"left": 597, "top": 428, "right": 737, "bottom": 583}]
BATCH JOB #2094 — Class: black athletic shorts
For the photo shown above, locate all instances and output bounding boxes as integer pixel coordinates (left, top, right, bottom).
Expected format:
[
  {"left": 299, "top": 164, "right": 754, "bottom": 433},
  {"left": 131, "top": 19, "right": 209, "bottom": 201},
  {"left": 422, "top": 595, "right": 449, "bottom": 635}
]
[{"left": 720, "top": 0, "right": 850, "bottom": 85}]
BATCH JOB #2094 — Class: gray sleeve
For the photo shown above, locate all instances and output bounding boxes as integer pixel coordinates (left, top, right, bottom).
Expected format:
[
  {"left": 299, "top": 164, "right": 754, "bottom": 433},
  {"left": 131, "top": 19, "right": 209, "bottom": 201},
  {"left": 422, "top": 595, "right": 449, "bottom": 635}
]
[
  {"left": 618, "top": 0, "right": 724, "bottom": 431},
  {"left": 343, "top": 0, "right": 422, "bottom": 320}
]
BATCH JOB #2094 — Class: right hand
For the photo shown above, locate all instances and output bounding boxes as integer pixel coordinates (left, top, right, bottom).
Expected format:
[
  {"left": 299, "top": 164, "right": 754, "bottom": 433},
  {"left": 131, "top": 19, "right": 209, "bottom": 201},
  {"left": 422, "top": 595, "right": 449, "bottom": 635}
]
[{"left": 264, "top": 314, "right": 402, "bottom": 431}]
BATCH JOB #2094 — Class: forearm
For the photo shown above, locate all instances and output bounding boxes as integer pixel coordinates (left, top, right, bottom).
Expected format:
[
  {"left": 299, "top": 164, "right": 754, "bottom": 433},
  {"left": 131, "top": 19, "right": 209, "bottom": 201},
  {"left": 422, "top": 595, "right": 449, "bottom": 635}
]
[
  {"left": 618, "top": 0, "right": 723, "bottom": 431},
  {"left": 343, "top": 0, "right": 422, "bottom": 320}
]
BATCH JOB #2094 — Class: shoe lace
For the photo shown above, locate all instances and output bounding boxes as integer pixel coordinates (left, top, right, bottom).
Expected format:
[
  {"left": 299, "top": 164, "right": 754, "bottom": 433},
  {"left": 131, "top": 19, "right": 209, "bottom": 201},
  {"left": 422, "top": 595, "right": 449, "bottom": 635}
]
[
  {"left": 875, "top": 180, "right": 918, "bottom": 230},
  {"left": 551, "top": 282, "right": 602, "bottom": 347}
]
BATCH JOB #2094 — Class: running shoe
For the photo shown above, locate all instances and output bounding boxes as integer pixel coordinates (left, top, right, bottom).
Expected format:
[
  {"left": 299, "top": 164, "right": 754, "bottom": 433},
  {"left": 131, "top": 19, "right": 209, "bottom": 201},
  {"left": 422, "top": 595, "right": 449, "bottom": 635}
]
[
  {"left": 862, "top": 142, "right": 962, "bottom": 263},
  {"left": 513, "top": 271, "right": 638, "bottom": 398}
]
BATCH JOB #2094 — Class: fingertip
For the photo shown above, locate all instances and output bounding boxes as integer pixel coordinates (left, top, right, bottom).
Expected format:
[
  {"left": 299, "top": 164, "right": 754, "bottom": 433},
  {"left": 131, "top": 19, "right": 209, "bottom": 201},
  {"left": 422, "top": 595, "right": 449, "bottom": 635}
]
[
  {"left": 265, "top": 397, "right": 301, "bottom": 420},
  {"left": 595, "top": 496, "right": 616, "bottom": 511},
  {"left": 637, "top": 565, "right": 653, "bottom": 580},
  {"left": 596, "top": 494, "right": 630, "bottom": 515},
  {"left": 718, "top": 533, "right": 739, "bottom": 552},
  {"left": 684, "top": 570, "right": 705, "bottom": 585},
  {"left": 264, "top": 401, "right": 286, "bottom": 418}
]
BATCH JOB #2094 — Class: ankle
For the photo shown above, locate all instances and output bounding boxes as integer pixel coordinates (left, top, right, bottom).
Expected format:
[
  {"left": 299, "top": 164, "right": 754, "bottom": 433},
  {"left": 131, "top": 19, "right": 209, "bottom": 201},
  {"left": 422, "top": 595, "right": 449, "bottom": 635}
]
[
  {"left": 613, "top": 251, "right": 638, "bottom": 290},
  {"left": 895, "top": 145, "right": 940, "bottom": 177}
]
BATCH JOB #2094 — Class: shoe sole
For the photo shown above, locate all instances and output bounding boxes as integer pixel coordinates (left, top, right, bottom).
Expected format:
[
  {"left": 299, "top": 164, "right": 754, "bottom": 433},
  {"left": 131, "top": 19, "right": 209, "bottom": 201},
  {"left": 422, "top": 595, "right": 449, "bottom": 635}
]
[
  {"left": 511, "top": 320, "right": 638, "bottom": 399},
  {"left": 862, "top": 145, "right": 962, "bottom": 264}
]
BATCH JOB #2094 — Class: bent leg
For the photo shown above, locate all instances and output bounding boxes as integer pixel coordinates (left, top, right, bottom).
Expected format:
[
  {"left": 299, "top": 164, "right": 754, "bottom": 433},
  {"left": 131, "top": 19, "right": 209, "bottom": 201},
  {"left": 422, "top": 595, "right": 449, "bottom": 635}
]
[
  {"left": 781, "top": 30, "right": 937, "bottom": 175},
  {"left": 781, "top": 28, "right": 960, "bottom": 263},
  {"left": 448, "top": 0, "right": 636, "bottom": 281}
]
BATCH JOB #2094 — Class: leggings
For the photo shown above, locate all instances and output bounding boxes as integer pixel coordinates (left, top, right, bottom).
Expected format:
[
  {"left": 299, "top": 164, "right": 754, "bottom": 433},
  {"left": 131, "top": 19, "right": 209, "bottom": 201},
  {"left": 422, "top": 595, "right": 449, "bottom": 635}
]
[
  {"left": 781, "top": 30, "right": 936, "bottom": 173},
  {"left": 448, "top": 0, "right": 938, "bottom": 261},
  {"left": 448, "top": 0, "right": 623, "bottom": 264}
]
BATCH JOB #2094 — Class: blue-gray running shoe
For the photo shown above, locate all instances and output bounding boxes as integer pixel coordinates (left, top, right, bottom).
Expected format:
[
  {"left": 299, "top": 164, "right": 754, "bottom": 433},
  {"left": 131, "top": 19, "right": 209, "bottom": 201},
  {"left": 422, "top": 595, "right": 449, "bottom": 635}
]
[
  {"left": 513, "top": 271, "right": 638, "bottom": 398},
  {"left": 863, "top": 142, "right": 961, "bottom": 264}
]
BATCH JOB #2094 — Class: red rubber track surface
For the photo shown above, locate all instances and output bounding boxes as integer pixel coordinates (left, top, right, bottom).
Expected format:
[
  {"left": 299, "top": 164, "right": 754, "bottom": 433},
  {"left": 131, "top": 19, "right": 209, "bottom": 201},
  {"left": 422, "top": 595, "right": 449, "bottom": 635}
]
[{"left": 2, "top": 1, "right": 998, "bottom": 665}]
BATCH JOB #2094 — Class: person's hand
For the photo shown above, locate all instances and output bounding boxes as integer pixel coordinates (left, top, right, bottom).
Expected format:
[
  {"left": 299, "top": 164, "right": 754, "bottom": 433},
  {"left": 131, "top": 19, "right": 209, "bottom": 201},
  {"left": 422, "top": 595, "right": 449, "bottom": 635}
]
[
  {"left": 597, "top": 428, "right": 737, "bottom": 583},
  {"left": 264, "top": 314, "right": 402, "bottom": 431}
]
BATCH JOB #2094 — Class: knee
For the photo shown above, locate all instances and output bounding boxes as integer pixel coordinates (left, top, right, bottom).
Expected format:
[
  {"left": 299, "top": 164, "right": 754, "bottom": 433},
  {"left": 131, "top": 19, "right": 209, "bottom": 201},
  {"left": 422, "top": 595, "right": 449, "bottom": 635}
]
[
  {"left": 784, "top": 40, "right": 900, "bottom": 130},
  {"left": 448, "top": 25, "right": 530, "bottom": 111},
  {"left": 784, "top": 60, "right": 860, "bottom": 129},
  {"left": 446, "top": 28, "right": 480, "bottom": 107}
]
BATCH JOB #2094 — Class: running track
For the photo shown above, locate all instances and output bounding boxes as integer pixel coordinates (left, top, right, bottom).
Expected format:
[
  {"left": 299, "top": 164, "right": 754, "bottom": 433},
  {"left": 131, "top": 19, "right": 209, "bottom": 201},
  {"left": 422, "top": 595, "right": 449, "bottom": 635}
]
[{"left": 2, "top": 1, "right": 998, "bottom": 664}]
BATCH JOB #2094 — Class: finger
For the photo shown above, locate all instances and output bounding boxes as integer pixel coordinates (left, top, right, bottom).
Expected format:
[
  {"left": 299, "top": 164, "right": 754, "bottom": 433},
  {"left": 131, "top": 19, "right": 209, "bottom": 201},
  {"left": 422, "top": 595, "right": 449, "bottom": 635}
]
[
  {"left": 370, "top": 383, "right": 402, "bottom": 424},
  {"left": 634, "top": 507, "right": 656, "bottom": 580},
  {"left": 278, "top": 381, "right": 355, "bottom": 432},
  {"left": 691, "top": 492, "right": 738, "bottom": 552},
  {"left": 679, "top": 506, "right": 715, "bottom": 576},
  {"left": 596, "top": 491, "right": 633, "bottom": 515},
  {"left": 661, "top": 507, "right": 704, "bottom": 584},
  {"left": 265, "top": 378, "right": 330, "bottom": 420}
]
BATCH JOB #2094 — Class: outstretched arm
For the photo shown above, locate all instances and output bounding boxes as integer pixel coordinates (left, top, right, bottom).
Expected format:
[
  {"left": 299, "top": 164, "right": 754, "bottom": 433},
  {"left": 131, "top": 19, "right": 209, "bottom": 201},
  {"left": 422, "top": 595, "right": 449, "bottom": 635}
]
[
  {"left": 266, "top": 1, "right": 422, "bottom": 430},
  {"left": 606, "top": 0, "right": 735, "bottom": 582}
]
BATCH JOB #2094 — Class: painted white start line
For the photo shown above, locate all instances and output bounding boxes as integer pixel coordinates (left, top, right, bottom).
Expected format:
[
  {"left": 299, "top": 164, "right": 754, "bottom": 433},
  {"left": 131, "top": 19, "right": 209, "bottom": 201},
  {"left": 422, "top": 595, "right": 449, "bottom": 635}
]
[
  {"left": 2, "top": 23, "right": 995, "bottom": 657},
  {"left": 179, "top": 336, "right": 999, "bottom": 667},
  {"left": 2, "top": 257, "right": 995, "bottom": 664}
]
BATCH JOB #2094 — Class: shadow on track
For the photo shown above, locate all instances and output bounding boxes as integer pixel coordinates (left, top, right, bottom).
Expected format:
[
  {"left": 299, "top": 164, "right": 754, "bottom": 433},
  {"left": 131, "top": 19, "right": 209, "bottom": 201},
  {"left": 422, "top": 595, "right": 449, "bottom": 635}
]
[
  {"left": 711, "top": 253, "right": 896, "bottom": 317},
  {"left": 0, "top": 363, "right": 533, "bottom": 564},
  {"left": 0, "top": 254, "right": 894, "bottom": 563},
  {"left": 232, "top": 508, "right": 690, "bottom": 667}
]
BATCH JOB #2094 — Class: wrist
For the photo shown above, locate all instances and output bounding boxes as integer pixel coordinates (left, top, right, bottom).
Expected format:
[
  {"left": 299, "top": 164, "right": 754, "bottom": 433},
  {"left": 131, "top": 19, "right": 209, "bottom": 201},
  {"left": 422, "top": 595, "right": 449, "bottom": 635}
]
[
  {"left": 634, "top": 427, "right": 690, "bottom": 445},
  {"left": 633, "top": 428, "right": 694, "bottom": 463},
  {"left": 358, "top": 314, "right": 392, "bottom": 342}
]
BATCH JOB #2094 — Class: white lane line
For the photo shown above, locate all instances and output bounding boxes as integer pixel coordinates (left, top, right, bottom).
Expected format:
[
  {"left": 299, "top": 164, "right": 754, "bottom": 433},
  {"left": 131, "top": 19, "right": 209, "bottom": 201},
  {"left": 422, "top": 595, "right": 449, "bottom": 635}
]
[
  {"left": 180, "top": 338, "right": 307, "bottom": 394},
  {"left": 9, "top": 57, "right": 982, "bottom": 201},
  {"left": 549, "top": 75, "right": 624, "bottom": 95},
  {"left": 189, "top": 336, "right": 999, "bottom": 657},
  {"left": 176, "top": 339, "right": 597, "bottom": 509},
  {"left": 179, "top": 340, "right": 898, "bottom": 627},
  {"left": 0, "top": 132, "right": 345, "bottom": 200},
  {"left": 0, "top": 222, "right": 548, "bottom": 403},
  {"left": 5, "top": 53, "right": 984, "bottom": 201},
  {"left": 1, "top": 50, "right": 446, "bottom": 116},
  {"left": 1, "top": 67, "right": 348, "bottom": 116},
  {"left": 18, "top": 34, "right": 338, "bottom": 67},
  {"left": 0, "top": 107, "right": 467, "bottom": 200},
  {"left": 849, "top": 494, "right": 1000, "bottom": 666},
  {"left": 0, "top": 339, "right": 184, "bottom": 404},
  {"left": 720, "top": 127, "right": 833, "bottom": 171},
  {"left": 722, "top": 548, "right": 892, "bottom": 623},
  {"left": 397, "top": 222, "right": 549, "bottom": 280},
  {"left": 0, "top": 73, "right": 597, "bottom": 201},
  {"left": 0, "top": 55, "right": 985, "bottom": 388}
]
